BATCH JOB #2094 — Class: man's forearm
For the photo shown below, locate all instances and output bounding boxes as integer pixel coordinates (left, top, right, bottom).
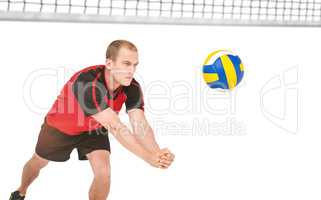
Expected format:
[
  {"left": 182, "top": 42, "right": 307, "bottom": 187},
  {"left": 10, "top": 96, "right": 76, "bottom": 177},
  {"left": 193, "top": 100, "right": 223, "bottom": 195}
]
[{"left": 133, "top": 123, "right": 160, "bottom": 154}]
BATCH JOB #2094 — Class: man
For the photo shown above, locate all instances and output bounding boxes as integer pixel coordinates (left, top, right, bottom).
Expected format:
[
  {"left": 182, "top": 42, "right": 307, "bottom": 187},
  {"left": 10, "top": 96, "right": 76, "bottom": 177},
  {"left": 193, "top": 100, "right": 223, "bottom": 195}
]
[{"left": 10, "top": 40, "right": 175, "bottom": 200}]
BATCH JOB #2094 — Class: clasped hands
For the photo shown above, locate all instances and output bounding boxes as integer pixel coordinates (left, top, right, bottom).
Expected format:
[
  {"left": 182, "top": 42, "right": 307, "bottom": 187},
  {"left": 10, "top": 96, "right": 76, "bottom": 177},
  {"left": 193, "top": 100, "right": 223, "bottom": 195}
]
[{"left": 148, "top": 148, "right": 175, "bottom": 169}]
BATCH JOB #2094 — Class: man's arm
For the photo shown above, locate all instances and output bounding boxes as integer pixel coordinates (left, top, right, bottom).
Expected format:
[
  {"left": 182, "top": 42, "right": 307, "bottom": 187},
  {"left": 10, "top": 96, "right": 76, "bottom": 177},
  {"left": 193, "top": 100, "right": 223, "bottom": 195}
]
[
  {"left": 123, "top": 79, "right": 174, "bottom": 168},
  {"left": 128, "top": 109, "right": 161, "bottom": 154},
  {"left": 128, "top": 109, "right": 175, "bottom": 168},
  {"left": 91, "top": 108, "right": 161, "bottom": 167}
]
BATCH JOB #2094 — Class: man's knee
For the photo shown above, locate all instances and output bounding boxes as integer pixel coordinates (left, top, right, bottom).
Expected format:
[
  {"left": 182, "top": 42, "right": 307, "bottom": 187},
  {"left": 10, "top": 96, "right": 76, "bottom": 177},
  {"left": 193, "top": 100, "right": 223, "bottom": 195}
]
[
  {"left": 93, "top": 167, "right": 111, "bottom": 182},
  {"left": 29, "top": 153, "right": 49, "bottom": 169},
  {"left": 88, "top": 150, "right": 111, "bottom": 180}
]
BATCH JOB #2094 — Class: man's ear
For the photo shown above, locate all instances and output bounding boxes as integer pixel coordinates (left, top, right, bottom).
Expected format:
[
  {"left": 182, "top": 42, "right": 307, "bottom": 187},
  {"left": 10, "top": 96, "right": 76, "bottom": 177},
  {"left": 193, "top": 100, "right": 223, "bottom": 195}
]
[{"left": 105, "top": 59, "right": 112, "bottom": 70}]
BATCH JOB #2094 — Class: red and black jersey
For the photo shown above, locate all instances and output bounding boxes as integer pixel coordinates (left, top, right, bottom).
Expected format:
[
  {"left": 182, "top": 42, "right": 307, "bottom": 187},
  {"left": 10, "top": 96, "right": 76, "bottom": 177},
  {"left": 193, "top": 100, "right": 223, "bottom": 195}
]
[{"left": 45, "top": 65, "right": 144, "bottom": 136}]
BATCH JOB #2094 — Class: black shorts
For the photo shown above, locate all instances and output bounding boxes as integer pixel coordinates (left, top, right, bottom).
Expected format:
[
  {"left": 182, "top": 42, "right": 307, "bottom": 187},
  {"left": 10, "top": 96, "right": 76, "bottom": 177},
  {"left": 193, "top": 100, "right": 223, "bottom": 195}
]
[{"left": 35, "top": 118, "right": 110, "bottom": 162}]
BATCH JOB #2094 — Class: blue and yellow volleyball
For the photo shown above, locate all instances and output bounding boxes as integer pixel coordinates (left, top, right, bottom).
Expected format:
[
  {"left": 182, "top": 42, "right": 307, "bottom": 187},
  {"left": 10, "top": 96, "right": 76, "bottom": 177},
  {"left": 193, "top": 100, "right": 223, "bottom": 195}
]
[{"left": 202, "top": 50, "right": 244, "bottom": 90}]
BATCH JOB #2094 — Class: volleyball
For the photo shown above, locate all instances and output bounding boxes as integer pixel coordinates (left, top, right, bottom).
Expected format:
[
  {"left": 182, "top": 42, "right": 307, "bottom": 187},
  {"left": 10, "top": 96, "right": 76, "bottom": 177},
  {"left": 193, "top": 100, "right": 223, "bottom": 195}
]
[{"left": 202, "top": 50, "right": 244, "bottom": 90}]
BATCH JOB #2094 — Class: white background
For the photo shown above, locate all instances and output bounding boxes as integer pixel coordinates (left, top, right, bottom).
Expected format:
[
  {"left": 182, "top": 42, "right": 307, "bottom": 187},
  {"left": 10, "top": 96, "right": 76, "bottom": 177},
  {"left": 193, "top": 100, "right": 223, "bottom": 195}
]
[{"left": 0, "top": 21, "right": 321, "bottom": 200}]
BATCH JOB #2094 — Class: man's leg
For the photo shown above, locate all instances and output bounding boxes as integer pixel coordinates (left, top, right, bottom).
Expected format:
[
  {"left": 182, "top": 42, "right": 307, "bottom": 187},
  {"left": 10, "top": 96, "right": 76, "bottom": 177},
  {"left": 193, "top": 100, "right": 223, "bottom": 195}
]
[
  {"left": 87, "top": 150, "right": 111, "bottom": 200},
  {"left": 17, "top": 153, "right": 49, "bottom": 195}
]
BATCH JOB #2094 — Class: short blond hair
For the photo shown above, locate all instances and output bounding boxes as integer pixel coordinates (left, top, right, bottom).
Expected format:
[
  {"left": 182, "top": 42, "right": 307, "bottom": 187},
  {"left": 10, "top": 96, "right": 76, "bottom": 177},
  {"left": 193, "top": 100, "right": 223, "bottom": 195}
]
[{"left": 106, "top": 40, "right": 138, "bottom": 61}]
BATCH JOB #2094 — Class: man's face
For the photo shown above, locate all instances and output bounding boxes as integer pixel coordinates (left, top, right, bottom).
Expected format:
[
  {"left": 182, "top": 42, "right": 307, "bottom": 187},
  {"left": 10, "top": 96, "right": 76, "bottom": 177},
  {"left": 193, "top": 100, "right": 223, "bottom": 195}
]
[{"left": 107, "top": 47, "right": 138, "bottom": 86}]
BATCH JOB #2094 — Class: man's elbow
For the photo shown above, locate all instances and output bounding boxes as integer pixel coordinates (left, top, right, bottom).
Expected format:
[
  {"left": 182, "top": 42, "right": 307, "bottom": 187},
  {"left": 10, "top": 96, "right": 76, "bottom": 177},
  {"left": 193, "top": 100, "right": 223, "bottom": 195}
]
[{"left": 91, "top": 108, "right": 122, "bottom": 133}]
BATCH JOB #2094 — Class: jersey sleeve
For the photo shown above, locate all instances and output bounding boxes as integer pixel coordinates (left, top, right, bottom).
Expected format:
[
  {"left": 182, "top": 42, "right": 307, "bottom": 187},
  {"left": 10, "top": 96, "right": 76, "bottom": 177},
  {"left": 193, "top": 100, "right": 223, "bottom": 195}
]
[
  {"left": 72, "top": 73, "right": 109, "bottom": 116},
  {"left": 124, "top": 79, "right": 144, "bottom": 112}
]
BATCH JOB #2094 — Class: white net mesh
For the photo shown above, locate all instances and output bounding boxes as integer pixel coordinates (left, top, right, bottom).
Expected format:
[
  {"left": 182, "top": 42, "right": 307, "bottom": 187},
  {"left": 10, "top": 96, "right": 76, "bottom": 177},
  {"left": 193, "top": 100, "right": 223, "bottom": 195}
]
[{"left": 0, "top": 0, "right": 321, "bottom": 26}]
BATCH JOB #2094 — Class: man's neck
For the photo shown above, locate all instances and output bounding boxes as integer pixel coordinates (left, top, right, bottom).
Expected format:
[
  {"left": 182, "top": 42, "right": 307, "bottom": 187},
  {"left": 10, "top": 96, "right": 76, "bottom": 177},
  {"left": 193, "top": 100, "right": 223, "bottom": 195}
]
[{"left": 104, "top": 69, "right": 121, "bottom": 92}]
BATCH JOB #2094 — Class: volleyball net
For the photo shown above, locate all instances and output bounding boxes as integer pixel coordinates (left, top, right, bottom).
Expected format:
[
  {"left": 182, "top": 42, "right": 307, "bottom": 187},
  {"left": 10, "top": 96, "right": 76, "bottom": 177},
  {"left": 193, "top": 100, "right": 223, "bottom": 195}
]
[{"left": 0, "top": 0, "right": 320, "bottom": 26}]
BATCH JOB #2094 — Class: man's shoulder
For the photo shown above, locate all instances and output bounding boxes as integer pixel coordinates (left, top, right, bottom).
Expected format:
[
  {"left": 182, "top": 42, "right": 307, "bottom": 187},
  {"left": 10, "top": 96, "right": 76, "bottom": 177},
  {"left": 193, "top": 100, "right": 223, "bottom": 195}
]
[
  {"left": 73, "top": 65, "right": 105, "bottom": 83},
  {"left": 125, "top": 78, "right": 142, "bottom": 90},
  {"left": 123, "top": 78, "right": 143, "bottom": 97},
  {"left": 130, "top": 78, "right": 140, "bottom": 86}
]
